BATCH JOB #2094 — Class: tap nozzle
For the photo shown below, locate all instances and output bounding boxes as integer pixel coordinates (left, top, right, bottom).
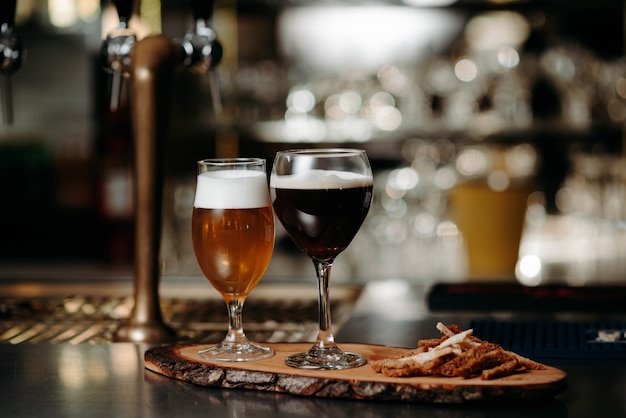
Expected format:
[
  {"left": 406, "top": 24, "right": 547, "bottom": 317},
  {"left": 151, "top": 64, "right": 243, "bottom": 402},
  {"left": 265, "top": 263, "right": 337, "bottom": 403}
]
[
  {"left": 178, "top": 19, "right": 223, "bottom": 74},
  {"left": 101, "top": 0, "right": 136, "bottom": 112},
  {"left": 0, "top": 0, "right": 23, "bottom": 125}
]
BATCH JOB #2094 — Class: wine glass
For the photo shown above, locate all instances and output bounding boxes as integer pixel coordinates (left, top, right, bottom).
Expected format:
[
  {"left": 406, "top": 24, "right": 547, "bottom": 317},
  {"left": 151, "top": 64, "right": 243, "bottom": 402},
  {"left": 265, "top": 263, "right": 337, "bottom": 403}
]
[
  {"left": 191, "top": 158, "right": 275, "bottom": 361},
  {"left": 270, "top": 149, "right": 374, "bottom": 369}
]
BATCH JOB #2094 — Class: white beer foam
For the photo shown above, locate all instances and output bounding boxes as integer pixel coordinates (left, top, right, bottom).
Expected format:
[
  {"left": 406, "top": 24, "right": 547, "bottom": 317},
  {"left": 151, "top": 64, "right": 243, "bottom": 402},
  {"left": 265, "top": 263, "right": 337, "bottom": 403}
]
[
  {"left": 194, "top": 170, "right": 270, "bottom": 209},
  {"left": 270, "top": 169, "right": 373, "bottom": 190}
]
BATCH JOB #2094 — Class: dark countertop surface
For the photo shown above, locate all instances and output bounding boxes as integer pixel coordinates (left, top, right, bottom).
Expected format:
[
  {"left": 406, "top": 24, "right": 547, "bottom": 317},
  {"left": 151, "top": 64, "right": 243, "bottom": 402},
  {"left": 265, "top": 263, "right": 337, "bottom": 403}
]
[{"left": 2, "top": 279, "right": 625, "bottom": 418}]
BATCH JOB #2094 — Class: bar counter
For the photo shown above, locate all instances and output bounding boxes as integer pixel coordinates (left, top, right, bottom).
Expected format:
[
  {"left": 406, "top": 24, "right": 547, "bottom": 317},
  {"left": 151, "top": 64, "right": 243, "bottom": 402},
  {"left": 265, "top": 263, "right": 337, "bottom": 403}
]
[{"left": 1, "top": 279, "right": 625, "bottom": 417}]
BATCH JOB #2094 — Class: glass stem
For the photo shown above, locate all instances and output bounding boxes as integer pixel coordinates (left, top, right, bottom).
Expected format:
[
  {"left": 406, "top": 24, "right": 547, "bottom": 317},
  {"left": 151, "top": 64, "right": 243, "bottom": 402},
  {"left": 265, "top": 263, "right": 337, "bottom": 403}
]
[
  {"left": 313, "top": 260, "right": 338, "bottom": 352},
  {"left": 223, "top": 297, "right": 249, "bottom": 348}
]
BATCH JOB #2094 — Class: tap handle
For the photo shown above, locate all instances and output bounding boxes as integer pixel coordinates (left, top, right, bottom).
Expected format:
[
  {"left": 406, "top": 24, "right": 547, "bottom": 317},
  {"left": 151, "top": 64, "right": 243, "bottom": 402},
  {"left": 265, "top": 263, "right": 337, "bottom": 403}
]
[
  {"left": 0, "top": 1, "right": 17, "bottom": 27},
  {"left": 0, "top": 0, "right": 20, "bottom": 125},
  {"left": 102, "top": 0, "right": 136, "bottom": 111},
  {"left": 178, "top": 0, "right": 223, "bottom": 72},
  {"left": 176, "top": 0, "right": 223, "bottom": 113},
  {"left": 191, "top": 0, "right": 215, "bottom": 22},
  {"left": 0, "top": 0, "right": 20, "bottom": 74},
  {"left": 112, "top": 0, "right": 133, "bottom": 27}
]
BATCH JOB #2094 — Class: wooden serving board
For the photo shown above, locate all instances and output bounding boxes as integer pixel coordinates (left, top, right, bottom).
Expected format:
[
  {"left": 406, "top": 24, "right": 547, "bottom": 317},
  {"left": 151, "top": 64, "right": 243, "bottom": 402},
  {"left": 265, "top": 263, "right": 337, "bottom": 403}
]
[{"left": 144, "top": 343, "right": 567, "bottom": 403}]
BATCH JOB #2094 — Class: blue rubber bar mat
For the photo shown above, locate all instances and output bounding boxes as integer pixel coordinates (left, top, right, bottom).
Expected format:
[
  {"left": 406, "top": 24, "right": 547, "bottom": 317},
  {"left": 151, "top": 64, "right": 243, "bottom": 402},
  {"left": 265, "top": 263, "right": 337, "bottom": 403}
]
[
  {"left": 428, "top": 283, "right": 626, "bottom": 312},
  {"left": 469, "top": 320, "right": 626, "bottom": 359}
]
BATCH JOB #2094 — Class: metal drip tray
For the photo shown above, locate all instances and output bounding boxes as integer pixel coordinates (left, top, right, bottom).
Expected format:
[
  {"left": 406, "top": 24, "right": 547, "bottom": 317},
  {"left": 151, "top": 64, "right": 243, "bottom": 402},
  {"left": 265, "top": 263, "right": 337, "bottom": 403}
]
[{"left": 0, "top": 282, "right": 361, "bottom": 345}]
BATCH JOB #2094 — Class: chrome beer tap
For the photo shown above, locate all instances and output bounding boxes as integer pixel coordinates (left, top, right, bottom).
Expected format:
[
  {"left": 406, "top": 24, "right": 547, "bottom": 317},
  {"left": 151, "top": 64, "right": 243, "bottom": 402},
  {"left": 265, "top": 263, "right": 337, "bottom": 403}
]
[
  {"left": 176, "top": 0, "right": 223, "bottom": 112},
  {"left": 105, "top": 0, "right": 223, "bottom": 343},
  {"left": 178, "top": 0, "right": 223, "bottom": 73},
  {"left": 101, "top": 0, "right": 136, "bottom": 112},
  {"left": 0, "top": 0, "right": 23, "bottom": 125}
]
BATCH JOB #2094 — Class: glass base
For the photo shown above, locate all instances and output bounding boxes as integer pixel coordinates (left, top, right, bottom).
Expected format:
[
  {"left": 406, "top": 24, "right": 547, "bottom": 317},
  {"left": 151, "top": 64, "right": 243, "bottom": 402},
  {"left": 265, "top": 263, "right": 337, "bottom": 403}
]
[
  {"left": 199, "top": 342, "right": 274, "bottom": 362},
  {"left": 285, "top": 351, "right": 366, "bottom": 370}
]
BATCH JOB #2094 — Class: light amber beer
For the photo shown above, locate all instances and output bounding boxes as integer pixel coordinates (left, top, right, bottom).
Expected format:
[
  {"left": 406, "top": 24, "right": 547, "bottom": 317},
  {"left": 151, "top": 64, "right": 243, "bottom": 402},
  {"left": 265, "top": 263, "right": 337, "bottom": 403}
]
[
  {"left": 192, "top": 169, "right": 274, "bottom": 299},
  {"left": 450, "top": 180, "right": 530, "bottom": 280}
]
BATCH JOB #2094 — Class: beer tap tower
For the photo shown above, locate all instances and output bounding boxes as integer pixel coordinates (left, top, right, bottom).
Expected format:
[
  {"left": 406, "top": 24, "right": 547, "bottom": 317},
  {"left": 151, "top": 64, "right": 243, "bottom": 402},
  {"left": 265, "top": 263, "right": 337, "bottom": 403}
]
[
  {"left": 101, "top": 0, "right": 223, "bottom": 343},
  {"left": 0, "top": 0, "right": 23, "bottom": 125}
]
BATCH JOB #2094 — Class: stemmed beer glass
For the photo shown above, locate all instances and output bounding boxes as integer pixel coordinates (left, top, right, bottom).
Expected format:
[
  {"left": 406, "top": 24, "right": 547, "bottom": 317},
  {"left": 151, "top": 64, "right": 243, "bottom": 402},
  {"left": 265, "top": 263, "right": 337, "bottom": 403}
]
[
  {"left": 191, "top": 158, "right": 275, "bottom": 361},
  {"left": 270, "top": 149, "right": 374, "bottom": 369}
]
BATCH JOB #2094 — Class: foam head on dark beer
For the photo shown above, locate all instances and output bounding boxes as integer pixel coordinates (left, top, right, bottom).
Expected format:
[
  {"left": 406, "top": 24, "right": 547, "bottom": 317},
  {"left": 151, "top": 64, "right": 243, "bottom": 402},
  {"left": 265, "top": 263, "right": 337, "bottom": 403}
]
[{"left": 270, "top": 169, "right": 373, "bottom": 190}]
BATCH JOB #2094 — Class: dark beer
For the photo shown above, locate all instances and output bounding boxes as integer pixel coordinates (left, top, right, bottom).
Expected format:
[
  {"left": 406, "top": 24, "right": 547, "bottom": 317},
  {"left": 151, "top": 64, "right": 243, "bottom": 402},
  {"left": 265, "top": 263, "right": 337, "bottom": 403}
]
[
  {"left": 271, "top": 171, "right": 373, "bottom": 262},
  {"left": 270, "top": 150, "right": 373, "bottom": 369}
]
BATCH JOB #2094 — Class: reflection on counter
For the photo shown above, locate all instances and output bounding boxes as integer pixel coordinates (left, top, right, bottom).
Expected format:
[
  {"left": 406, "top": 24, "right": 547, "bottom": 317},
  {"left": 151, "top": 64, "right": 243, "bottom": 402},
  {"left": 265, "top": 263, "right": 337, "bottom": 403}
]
[
  {"left": 1, "top": 343, "right": 571, "bottom": 418},
  {"left": 0, "top": 283, "right": 360, "bottom": 344}
]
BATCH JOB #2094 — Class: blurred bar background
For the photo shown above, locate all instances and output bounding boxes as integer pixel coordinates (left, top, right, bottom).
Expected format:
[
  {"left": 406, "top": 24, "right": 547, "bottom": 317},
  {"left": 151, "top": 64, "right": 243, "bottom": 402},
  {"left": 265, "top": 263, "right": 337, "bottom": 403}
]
[{"left": 0, "top": 0, "right": 625, "bottom": 289}]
